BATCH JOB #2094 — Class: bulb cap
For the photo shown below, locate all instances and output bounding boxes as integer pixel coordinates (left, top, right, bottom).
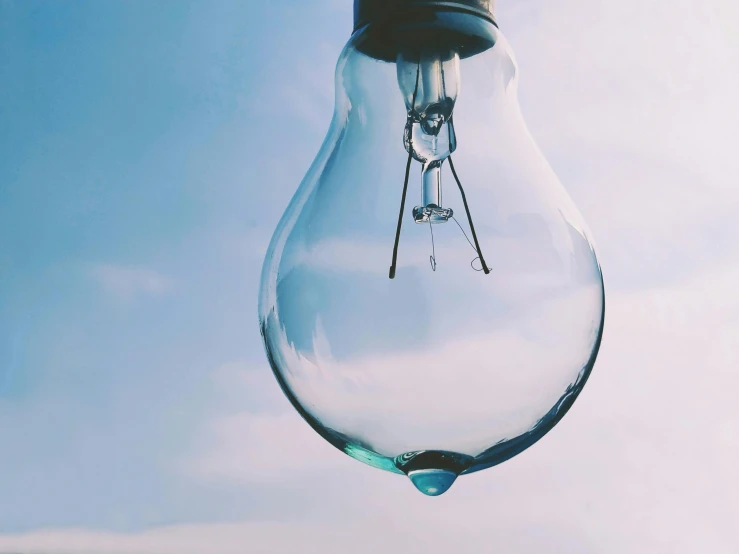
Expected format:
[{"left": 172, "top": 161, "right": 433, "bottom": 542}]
[
  {"left": 354, "top": 0, "right": 496, "bottom": 32},
  {"left": 352, "top": 0, "right": 497, "bottom": 62}
]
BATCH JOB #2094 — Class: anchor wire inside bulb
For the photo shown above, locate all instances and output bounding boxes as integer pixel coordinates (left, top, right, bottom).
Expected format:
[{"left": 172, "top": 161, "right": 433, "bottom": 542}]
[
  {"left": 448, "top": 155, "right": 490, "bottom": 274},
  {"left": 389, "top": 63, "right": 420, "bottom": 280}
]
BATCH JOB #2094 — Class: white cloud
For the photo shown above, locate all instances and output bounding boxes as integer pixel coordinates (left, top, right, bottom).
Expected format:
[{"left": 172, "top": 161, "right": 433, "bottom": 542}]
[
  {"left": 179, "top": 359, "right": 350, "bottom": 483},
  {"left": 497, "top": 0, "right": 739, "bottom": 285},
  {"left": 0, "top": 516, "right": 599, "bottom": 554},
  {"left": 0, "top": 523, "right": 408, "bottom": 554},
  {"left": 506, "top": 0, "right": 739, "bottom": 167},
  {"left": 90, "top": 264, "right": 173, "bottom": 302},
  {"left": 168, "top": 258, "right": 738, "bottom": 553},
  {"left": 1, "top": 260, "right": 737, "bottom": 554},
  {"left": 183, "top": 410, "right": 350, "bottom": 484}
]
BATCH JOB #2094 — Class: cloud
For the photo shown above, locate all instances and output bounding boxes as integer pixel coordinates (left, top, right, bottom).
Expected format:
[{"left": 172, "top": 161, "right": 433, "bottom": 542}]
[
  {"left": 3, "top": 255, "right": 739, "bottom": 552},
  {"left": 502, "top": 0, "right": 739, "bottom": 187},
  {"left": 490, "top": 0, "right": 739, "bottom": 295},
  {"left": 0, "top": 258, "right": 736, "bottom": 551},
  {"left": 183, "top": 411, "right": 349, "bottom": 484},
  {"left": 506, "top": 0, "right": 739, "bottom": 165},
  {"left": 167, "top": 259, "right": 739, "bottom": 552},
  {"left": 89, "top": 264, "right": 173, "bottom": 302},
  {"left": 277, "top": 41, "right": 337, "bottom": 130},
  {"left": 178, "top": 360, "right": 350, "bottom": 484},
  {"left": 0, "top": 517, "right": 598, "bottom": 554}
]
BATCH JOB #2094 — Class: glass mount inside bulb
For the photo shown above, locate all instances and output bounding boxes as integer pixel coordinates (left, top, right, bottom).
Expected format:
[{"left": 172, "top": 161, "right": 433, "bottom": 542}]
[{"left": 398, "top": 50, "right": 459, "bottom": 225}]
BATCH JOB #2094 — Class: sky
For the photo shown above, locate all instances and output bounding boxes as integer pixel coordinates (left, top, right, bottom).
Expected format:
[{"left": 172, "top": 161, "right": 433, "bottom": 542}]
[{"left": 0, "top": 0, "right": 738, "bottom": 552}]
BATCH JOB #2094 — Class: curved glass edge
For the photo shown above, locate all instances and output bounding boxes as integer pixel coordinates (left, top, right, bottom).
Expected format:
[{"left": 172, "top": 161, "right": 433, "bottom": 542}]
[
  {"left": 259, "top": 262, "right": 604, "bottom": 478},
  {"left": 260, "top": 316, "right": 404, "bottom": 475},
  {"left": 257, "top": 40, "right": 353, "bottom": 321},
  {"left": 462, "top": 265, "right": 605, "bottom": 475}
]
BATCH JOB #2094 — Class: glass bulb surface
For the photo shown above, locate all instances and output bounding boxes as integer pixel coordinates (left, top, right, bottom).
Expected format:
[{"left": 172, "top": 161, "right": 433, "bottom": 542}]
[{"left": 259, "top": 20, "right": 604, "bottom": 496}]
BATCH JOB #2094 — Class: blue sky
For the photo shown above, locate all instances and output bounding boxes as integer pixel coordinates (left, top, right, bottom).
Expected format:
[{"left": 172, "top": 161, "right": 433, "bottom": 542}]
[
  {"left": 1, "top": 0, "right": 739, "bottom": 552},
  {"left": 0, "top": 0, "right": 343, "bottom": 530}
]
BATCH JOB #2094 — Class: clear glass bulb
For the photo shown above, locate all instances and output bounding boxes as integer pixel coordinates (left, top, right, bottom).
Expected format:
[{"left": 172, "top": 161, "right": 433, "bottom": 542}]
[{"left": 259, "top": 16, "right": 604, "bottom": 496}]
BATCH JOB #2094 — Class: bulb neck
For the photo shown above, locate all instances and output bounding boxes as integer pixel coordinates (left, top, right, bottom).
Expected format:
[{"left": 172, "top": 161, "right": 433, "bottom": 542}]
[{"left": 352, "top": 0, "right": 497, "bottom": 62}]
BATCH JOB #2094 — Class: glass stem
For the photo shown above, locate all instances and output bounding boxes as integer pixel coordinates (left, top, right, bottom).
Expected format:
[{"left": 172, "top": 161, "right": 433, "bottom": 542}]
[{"left": 422, "top": 162, "right": 442, "bottom": 207}]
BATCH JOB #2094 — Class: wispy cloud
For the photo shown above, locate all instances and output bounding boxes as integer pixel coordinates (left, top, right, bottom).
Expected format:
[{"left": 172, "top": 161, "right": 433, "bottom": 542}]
[
  {"left": 0, "top": 517, "right": 557, "bottom": 554},
  {"left": 167, "top": 260, "right": 739, "bottom": 552},
  {"left": 277, "top": 40, "right": 338, "bottom": 130},
  {"left": 181, "top": 360, "right": 349, "bottom": 483},
  {"left": 183, "top": 411, "right": 349, "bottom": 483},
  {"left": 0, "top": 261, "right": 735, "bottom": 551},
  {"left": 89, "top": 264, "right": 173, "bottom": 302}
]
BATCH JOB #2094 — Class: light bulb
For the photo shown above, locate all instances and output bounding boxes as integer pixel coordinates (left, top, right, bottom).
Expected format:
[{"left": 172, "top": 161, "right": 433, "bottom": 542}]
[{"left": 259, "top": 0, "right": 604, "bottom": 496}]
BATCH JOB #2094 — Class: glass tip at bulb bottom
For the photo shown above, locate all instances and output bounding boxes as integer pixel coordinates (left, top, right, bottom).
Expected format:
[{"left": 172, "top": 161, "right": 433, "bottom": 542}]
[
  {"left": 395, "top": 450, "right": 473, "bottom": 496},
  {"left": 408, "top": 469, "right": 458, "bottom": 496}
]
